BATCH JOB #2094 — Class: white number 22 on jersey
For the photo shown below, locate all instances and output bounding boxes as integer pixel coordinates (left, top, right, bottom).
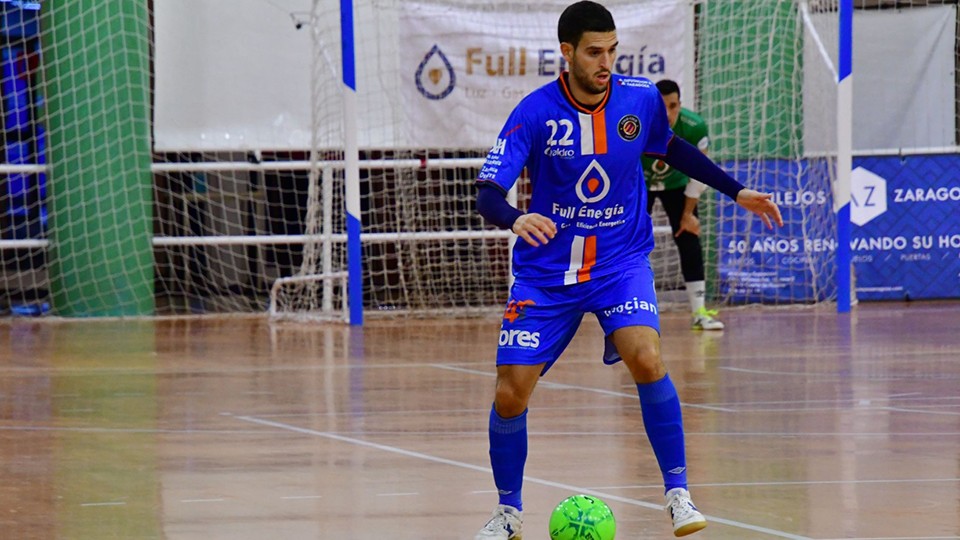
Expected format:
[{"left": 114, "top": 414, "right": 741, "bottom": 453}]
[{"left": 545, "top": 119, "right": 574, "bottom": 147}]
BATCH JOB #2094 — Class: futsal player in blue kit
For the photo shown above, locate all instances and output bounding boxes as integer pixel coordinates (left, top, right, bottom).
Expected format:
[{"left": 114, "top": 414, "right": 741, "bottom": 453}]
[{"left": 472, "top": 2, "right": 783, "bottom": 538}]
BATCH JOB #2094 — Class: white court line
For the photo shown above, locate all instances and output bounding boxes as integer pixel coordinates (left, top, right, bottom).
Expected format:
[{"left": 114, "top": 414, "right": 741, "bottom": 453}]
[
  {"left": 674, "top": 393, "right": 959, "bottom": 408},
  {"left": 432, "top": 364, "right": 736, "bottom": 412},
  {"left": 819, "top": 537, "right": 960, "bottom": 540},
  {"left": 881, "top": 406, "right": 960, "bottom": 417},
  {"left": 377, "top": 492, "right": 419, "bottom": 497},
  {"left": 234, "top": 414, "right": 810, "bottom": 540},
  {"left": 181, "top": 498, "right": 225, "bottom": 503},
  {"left": 721, "top": 366, "right": 835, "bottom": 377},
  {"left": 0, "top": 425, "right": 276, "bottom": 435},
  {"left": 588, "top": 477, "right": 960, "bottom": 490},
  {"left": 721, "top": 366, "right": 960, "bottom": 382},
  {"left": 268, "top": 429, "right": 960, "bottom": 438},
  {"left": 80, "top": 501, "right": 126, "bottom": 507},
  {"left": 248, "top": 394, "right": 960, "bottom": 420},
  {"left": 280, "top": 495, "right": 323, "bottom": 500}
]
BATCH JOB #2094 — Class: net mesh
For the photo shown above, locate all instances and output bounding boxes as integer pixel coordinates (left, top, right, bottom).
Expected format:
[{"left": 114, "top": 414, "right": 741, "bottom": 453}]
[
  {"left": 696, "top": 0, "right": 840, "bottom": 304},
  {"left": 0, "top": 1, "right": 954, "bottom": 317}
]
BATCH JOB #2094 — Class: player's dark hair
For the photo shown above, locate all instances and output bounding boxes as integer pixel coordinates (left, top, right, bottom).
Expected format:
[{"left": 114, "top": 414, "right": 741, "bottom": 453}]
[
  {"left": 656, "top": 79, "right": 681, "bottom": 98},
  {"left": 558, "top": 1, "right": 616, "bottom": 47}
]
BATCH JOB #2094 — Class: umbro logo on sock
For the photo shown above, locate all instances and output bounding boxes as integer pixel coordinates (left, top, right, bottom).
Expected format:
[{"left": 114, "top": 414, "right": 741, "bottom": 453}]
[{"left": 668, "top": 466, "right": 686, "bottom": 474}]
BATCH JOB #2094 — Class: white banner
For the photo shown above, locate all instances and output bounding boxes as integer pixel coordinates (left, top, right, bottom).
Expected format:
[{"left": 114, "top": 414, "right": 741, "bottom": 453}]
[
  {"left": 804, "top": 5, "right": 957, "bottom": 153},
  {"left": 400, "top": 1, "right": 692, "bottom": 148},
  {"left": 154, "top": 0, "right": 316, "bottom": 152}
]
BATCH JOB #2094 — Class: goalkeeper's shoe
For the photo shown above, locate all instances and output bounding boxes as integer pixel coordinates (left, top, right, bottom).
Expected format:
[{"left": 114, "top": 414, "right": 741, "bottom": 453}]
[
  {"left": 475, "top": 504, "right": 522, "bottom": 539},
  {"left": 665, "top": 487, "right": 707, "bottom": 536},
  {"left": 691, "top": 307, "right": 724, "bottom": 331}
]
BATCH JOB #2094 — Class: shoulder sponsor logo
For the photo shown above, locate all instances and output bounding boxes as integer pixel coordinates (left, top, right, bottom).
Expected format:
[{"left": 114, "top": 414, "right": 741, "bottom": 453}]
[
  {"left": 416, "top": 45, "right": 456, "bottom": 100},
  {"left": 617, "top": 114, "right": 641, "bottom": 141},
  {"left": 615, "top": 77, "right": 652, "bottom": 88}
]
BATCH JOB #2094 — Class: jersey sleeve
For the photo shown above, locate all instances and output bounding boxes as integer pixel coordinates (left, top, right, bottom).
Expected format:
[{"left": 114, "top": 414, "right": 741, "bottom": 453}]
[
  {"left": 476, "top": 103, "right": 534, "bottom": 194},
  {"left": 642, "top": 87, "right": 673, "bottom": 157}
]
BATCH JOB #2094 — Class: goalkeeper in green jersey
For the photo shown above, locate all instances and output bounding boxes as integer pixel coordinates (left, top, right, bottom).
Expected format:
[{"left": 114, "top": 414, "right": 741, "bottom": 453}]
[{"left": 642, "top": 79, "right": 724, "bottom": 331}]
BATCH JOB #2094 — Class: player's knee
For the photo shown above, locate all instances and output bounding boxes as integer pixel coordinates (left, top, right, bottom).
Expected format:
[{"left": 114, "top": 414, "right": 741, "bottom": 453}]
[
  {"left": 622, "top": 342, "right": 665, "bottom": 382},
  {"left": 493, "top": 383, "right": 530, "bottom": 418}
]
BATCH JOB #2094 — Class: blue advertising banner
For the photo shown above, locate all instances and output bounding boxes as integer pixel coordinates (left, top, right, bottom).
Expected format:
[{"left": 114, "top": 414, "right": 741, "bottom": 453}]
[
  {"left": 715, "top": 159, "right": 836, "bottom": 303},
  {"left": 715, "top": 155, "right": 960, "bottom": 303},
  {"left": 851, "top": 155, "right": 960, "bottom": 301}
]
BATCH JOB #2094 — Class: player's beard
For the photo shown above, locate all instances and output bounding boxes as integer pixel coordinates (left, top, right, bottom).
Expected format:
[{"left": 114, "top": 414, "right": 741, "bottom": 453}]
[{"left": 570, "top": 61, "right": 609, "bottom": 96}]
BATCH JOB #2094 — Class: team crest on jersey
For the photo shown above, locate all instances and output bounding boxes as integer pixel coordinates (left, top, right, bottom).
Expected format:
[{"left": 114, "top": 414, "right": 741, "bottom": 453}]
[
  {"left": 617, "top": 115, "right": 641, "bottom": 141},
  {"left": 575, "top": 160, "right": 611, "bottom": 203}
]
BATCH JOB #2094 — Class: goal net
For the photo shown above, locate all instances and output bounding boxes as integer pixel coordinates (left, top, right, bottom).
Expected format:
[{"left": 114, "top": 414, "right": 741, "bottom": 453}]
[
  {"left": 696, "top": 0, "right": 842, "bottom": 305},
  {"left": 270, "top": 0, "right": 846, "bottom": 321},
  {"left": 269, "top": 0, "right": 514, "bottom": 321},
  {"left": 271, "top": 0, "right": 702, "bottom": 321},
  {"left": 7, "top": 1, "right": 953, "bottom": 318},
  {"left": 0, "top": 0, "right": 839, "bottom": 318}
]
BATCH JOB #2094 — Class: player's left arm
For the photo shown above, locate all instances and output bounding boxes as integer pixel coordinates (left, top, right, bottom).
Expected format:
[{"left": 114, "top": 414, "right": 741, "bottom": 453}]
[{"left": 661, "top": 137, "right": 783, "bottom": 229}]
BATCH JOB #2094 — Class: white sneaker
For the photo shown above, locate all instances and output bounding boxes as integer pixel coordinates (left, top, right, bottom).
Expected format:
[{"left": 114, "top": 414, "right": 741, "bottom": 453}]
[
  {"left": 665, "top": 487, "right": 707, "bottom": 537},
  {"left": 691, "top": 308, "right": 725, "bottom": 331},
  {"left": 475, "top": 504, "right": 523, "bottom": 539}
]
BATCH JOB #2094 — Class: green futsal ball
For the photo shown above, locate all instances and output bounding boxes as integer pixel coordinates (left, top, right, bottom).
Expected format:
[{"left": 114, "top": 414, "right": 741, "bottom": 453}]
[{"left": 549, "top": 494, "right": 616, "bottom": 540}]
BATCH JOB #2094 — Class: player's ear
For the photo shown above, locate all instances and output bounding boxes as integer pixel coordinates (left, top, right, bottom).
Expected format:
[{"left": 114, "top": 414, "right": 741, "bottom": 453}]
[{"left": 560, "top": 42, "right": 574, "bottom": 64}]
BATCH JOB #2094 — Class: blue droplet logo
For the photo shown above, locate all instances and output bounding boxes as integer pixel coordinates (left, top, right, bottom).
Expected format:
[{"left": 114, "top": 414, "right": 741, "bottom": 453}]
[{"left": 416, "top": 44, "right": 456, "bottom": 100}]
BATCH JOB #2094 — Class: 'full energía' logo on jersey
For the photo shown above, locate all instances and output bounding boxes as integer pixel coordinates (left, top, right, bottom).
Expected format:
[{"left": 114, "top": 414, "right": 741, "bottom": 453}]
[{"left": 575, "top": 160, "right": 611, "bottom": 203}]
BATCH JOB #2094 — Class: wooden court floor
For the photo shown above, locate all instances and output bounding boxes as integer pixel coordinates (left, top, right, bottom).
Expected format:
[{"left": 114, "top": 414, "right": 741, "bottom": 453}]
[{"left": 0, "top": 301, "right": 958, "bottom": 539}]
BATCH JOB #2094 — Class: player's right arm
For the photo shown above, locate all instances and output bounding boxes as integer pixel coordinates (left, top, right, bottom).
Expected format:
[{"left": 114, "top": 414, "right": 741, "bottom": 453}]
[
  {"left": 475, "top": 102, "right": 557, "bottom": 247},
  {"left": 476, "top": 186, "right": 556, "bottom": 246}
]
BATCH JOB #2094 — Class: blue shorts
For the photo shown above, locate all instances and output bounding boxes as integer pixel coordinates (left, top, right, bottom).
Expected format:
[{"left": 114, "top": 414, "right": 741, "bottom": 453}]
[{"left": 497, "top": 259, "right": 660, "bottom": 375}]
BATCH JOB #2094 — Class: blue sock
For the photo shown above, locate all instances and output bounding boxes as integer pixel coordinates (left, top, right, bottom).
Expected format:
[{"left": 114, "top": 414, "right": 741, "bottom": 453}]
[
  {"left": 488, "top": 404, "right": 527, "bottom": 511},
  {"left": 636, "top": 374, "right": 688, "bottom": 493}
]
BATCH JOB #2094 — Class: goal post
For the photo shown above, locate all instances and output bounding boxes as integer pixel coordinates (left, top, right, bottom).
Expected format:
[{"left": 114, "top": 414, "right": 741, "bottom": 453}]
[
  {"left": 340, "top": 0, "right": 364, "bottom": 325},
  {"left": 836, "top": 0, "right": 853, "bottom": 313}
]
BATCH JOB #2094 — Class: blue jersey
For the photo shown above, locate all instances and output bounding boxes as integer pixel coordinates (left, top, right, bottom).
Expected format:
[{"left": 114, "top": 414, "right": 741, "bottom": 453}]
[{"left": 478, "top": 73, "right": 673, "bottom": 287}]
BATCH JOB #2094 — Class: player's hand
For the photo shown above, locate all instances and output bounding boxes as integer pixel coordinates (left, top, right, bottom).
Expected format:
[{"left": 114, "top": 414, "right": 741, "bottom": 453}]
[
  {"left": 736, "top": 189, "right": 783, "bottom": 230},
  {"left": 676, "top": 213, "right": 701, "bottom": 237},
  {"left": 512, "top": 213, "right": 557, "bottom": 247}
]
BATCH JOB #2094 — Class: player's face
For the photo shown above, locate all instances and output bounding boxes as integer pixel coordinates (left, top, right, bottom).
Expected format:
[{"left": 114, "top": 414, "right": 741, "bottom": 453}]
[
  {"left": 562, "top": 31, "right": 617, "bottom": 104},
  {"left": 661, "top": 92, "right": 681, "bottom": 127}
]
